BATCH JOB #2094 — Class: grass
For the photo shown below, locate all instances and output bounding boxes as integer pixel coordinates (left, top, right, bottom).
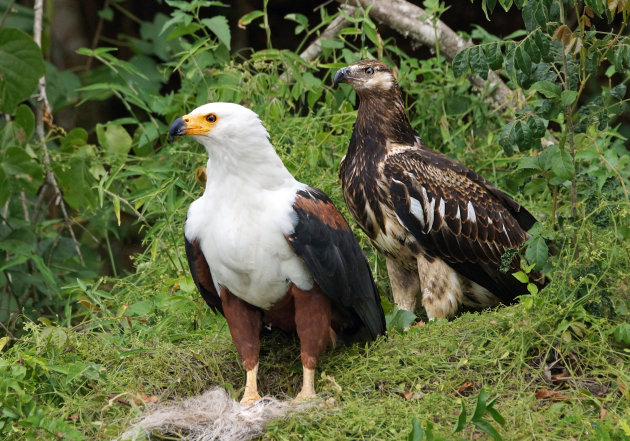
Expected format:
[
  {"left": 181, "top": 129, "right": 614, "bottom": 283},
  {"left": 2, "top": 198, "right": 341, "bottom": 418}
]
[{"left": 4, "top": 255, "right": 629, "bottom": 440}]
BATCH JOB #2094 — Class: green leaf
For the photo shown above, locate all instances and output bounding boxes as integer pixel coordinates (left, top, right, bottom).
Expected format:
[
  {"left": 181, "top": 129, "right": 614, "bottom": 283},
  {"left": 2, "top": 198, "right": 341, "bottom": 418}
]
[
  {"left": 482, "top": 0, "right": 497, "bottom": 19},
  {"left": 14, "top": 104, "right": 35, "bottom": 140},
  {"left": 486, "top": 400, "right": 505, "bottom": 425},
  {"left": 472, "top": 389, "right": 488, "bottom": 421},
  {"left": 515, "top": 46, "right": 532, "bottom": 76},
  {"left": 524, "top": 37, "right": 541, "bottom": 63},
  {"left": 453, "top": 400, "right": 467, "bottom": 433},
  {"left": 202, "top": 16, "right": 231, "bottom": 49},
  {"left": 40, "top": 327, "right": 68, "bottom": 349},
  {"left": 527, "top": 283, "right": 539, "bottom": 295},
  {"left": 612, "top": 323, "right": 630, "bottom": 346},
  {"left": 452, "top": 49, "right": 470, "bottom": 78},
  {"left": 0, "top": 146, "right": 44, "bottom": 205},
  {"left": 512, "top": 271, "right": 529, "bottom": 283},
  {"left": 125, "top": 300, "right": 153, "bottom": 316},
  {"left": 609, "top": 84, "right": 626, "bottom": 100},
  {"left": 0, "top": 27, "right": 46, "bottom": 114},
  {"left": 550, "top": 148, "right": 574, "bottom": 180},
  {"left": 96, "top": 123, "right": 133, "bottom": 163},
  {"left": 238, "top": 10, "right": 264, "bottom": 27},
  {"left": 408, "top": 417, "right": 424, "bottom": 441},
  {"left": 499, "top": 0, "right": 513, "bottom": 10},
  {"left": 560, "top": 90, "right": 578, "bottom": 107},
  {"left": 486, "top": 42, "right": 504, "bottom": 70},
  {"left": 526, "top": 116, "right": 546, "bottom": 138},
  {"left": 472, "top": 419, "right": 503, "bottom": 441},
  {"left": 386, "top": 308, "right": 417, "bottom": 333},
  {"left": 522, "top": 0, "right": 548, "bottom": 31},
  {"left": 469, "top": 46, "right": 490, "bottom": 80},
  {"left": 525, "top": 236, "right": 548, "bottom": 271},
  {"left": 530, "top": 80, "right": 561, "bottom": 98}
]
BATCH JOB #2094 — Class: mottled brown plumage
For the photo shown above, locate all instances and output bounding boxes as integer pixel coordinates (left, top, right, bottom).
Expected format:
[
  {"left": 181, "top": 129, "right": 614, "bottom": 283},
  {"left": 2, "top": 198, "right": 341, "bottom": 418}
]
[{"left": 334, "top": 60, "right": 546, "bottom": 319}]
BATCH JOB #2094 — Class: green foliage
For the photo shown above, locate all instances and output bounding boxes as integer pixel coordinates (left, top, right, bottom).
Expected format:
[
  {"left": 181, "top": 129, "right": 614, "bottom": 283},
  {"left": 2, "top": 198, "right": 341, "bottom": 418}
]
[
  {"left": 0, "top": 28, "right": 45, "bottom": 114},
  {"left": 454, "top": 0, "right": 630, "bottom": 287}
]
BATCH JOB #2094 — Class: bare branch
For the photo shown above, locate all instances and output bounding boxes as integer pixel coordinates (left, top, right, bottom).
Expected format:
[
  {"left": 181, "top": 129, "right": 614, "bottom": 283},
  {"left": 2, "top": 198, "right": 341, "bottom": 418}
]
[
  {"left": 33, "top": 0, "right": 84, "bottom": 264},
  {"left": 299, "top": 6, "right": 355, "bottom": 63},
  {"left": 336, "top": 0, "right": 514, "bottom": 107}
]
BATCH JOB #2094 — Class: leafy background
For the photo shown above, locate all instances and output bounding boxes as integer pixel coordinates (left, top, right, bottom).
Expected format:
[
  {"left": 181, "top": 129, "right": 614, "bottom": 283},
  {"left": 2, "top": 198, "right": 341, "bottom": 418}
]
[{"left": 0, "top": 0, "right": 629, "bottom": 439}]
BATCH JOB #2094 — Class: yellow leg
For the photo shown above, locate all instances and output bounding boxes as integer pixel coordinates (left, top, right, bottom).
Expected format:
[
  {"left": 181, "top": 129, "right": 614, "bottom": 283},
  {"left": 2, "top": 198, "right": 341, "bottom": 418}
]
[
  {"left": 294, "top": 366, "right": 316, "bottom": 401},
  {"left": 240, "top": 363, "right": 262, "bottom": 405}
]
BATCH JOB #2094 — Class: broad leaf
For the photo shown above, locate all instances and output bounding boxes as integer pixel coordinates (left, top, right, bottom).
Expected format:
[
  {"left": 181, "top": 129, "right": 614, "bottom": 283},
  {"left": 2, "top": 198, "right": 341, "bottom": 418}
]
[
  {"left": 202, "top": 16, "right": 231, "bottom": 49},
  {"left": 0, "top": 28, "right": 45, "bottom": 114},
  {"left": 550, "top": 148, "right": 574, "bottom": 180},
  {"left": 530, "top": 80, "right": 561, "bottom": 98},
  {"left": 486, "top": 42, "right": 504, "bottom": 70},
  {"left": 452, "top": 49, "right": 470, "bottom": 78},
  {"left": 470, "top": 46, "right": 490, "bottom": 80},
  {"left": 386, "top": 308, "right": 417, "bottom": 333},
  {"left": 525, "top": 236, "right": 548, "bottom": 271},
  {"left": 0, "top": 146, "right": 44, "bottom": 205},
  {"left": 96, "top": 123, "right": 133, "bottom": 163}
]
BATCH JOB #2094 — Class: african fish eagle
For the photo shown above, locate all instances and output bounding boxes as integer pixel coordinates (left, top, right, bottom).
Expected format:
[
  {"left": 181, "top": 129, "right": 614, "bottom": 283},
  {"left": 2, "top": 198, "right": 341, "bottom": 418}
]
[
  {"left": 168, "top": 103, "right": 385, "bottom": 404},
  {"left": 333, "top": 60, "right": 547, "bottom": 320}
]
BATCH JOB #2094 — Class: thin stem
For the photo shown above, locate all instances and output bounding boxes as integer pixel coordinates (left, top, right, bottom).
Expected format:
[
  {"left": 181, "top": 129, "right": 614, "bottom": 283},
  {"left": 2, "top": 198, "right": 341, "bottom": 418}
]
[
  {"left": 0, "top": 0, "right": 16, "bottom": 29},
  {"left": 33, "top": 0, "right": 84, "bottom": 265},
  {"left": 103, "top": 189, "right": 150, "bottom": 227}
]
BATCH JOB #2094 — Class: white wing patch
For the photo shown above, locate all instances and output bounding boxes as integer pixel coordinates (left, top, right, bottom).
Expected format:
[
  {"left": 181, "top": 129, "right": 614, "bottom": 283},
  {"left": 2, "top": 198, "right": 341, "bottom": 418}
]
[
  {"left": 425, "top": 197, "right": 436, "bottom": 231},
  {"left": 409, "top": 197, "right": 425, "bottom": 226},
  {"left": 466, "top": 201, "right": 476, "bottom": 223}
]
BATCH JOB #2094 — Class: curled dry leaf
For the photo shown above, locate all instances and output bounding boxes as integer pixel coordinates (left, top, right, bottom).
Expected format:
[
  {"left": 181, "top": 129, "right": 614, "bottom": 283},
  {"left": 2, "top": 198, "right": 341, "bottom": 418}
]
[{"left": 454, "top": 381, "right": 474, "bottom": 395}]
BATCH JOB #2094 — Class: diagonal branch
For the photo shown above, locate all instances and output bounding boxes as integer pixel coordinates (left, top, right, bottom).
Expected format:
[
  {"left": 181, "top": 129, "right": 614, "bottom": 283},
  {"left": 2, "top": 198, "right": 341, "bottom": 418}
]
[
  {"left": 299, "top": 6, "right": 356, "bottom": 63},
  {"left": 336, "top": 0, "right": 514, "bottom": 108},
  {"left": 33, "top": 0, "right": 84, "bottom": 264}
]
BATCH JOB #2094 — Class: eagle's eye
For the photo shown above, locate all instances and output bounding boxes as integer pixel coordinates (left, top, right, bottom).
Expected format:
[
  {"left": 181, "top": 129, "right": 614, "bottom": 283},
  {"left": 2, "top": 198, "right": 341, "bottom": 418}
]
[
  {"left": 365, "top": 67, "right": 374, "bottom": 74},
  {"left": 206, "top": 114, "right": 217, "bottom": 123}
]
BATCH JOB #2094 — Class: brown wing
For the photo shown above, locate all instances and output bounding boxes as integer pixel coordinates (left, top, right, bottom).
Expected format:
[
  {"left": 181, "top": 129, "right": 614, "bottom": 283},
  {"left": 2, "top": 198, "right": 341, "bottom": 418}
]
[
  {"left": 384, "top": 148, "right": 543, "bottom": 302},
  {"left": 185, "top": 237, "right": 222, "bottom": 314}
]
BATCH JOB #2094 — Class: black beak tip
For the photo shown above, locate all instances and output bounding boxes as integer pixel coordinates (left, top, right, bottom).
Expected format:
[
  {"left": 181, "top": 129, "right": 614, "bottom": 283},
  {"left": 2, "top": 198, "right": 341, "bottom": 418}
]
[
  {"left": 333, "top": 67, "right": 348, "bottom": 87},
  {"left": 168, "top": 117, "right": 186, "bottom": 142}
]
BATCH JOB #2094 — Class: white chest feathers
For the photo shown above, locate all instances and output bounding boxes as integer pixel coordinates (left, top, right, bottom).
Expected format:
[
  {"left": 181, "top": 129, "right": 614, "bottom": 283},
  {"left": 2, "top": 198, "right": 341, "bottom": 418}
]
[{"left": 185, "top": 177, "right": 313, "bottom": 309}]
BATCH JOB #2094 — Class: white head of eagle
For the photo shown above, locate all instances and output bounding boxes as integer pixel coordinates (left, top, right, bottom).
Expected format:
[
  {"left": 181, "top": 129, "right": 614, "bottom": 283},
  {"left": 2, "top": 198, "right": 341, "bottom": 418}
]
[{"left": 168, "top": 102, "right": 385, "bottom": 405}]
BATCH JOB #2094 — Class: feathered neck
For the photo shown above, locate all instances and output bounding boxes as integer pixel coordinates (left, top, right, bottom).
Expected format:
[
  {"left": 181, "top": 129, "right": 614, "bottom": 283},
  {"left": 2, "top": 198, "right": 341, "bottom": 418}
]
[
  {"left": 197, "top": 127, "right": 296, "bottom": 191},
  {"left": 348, "top": 83, "right": 417, "bottom": 159}
]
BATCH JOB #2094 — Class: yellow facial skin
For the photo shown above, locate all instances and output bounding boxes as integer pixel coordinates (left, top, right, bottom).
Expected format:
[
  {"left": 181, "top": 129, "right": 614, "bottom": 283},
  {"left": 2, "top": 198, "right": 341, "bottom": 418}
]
[{"left": 180, "top": 112, "right": 219, "bottom": 136}]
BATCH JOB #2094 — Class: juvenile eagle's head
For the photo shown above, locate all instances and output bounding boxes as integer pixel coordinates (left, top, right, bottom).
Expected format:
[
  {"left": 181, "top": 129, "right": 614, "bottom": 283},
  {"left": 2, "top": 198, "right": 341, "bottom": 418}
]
[
  {"left": 333, "top": 60, "right": 415, "bottom": 146},
  {"left": 333, "top": 60, "right": 398, "bottom": 96}
]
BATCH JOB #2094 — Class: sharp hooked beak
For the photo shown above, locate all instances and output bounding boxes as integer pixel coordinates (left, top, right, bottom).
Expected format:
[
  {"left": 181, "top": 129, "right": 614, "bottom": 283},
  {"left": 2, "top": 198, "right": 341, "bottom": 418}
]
[
  {"left": 169, "top": 117, "right": 187, "bottom": 142},
  {"left": 333, "top": 67, "right": 350, "bottom": 87}
]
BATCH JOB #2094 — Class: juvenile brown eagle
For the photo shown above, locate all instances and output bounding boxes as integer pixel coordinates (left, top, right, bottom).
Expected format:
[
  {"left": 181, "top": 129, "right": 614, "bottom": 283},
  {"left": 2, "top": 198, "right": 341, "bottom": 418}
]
[
  {"left": 169, "top": 103, "right": 385, "bottom": 404},
  {"left": 333, "top": 60, "right": 546, "bottom": 320}
]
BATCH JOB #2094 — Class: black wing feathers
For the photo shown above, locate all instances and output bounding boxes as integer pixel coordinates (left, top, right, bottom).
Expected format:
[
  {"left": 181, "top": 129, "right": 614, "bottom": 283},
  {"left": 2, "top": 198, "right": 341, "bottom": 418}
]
[
  {"left": 184, "top": 236, "right": 223, "bottom": 314},
  {"left": 287, "top": 187, "right": 386, "bottom": 340}
]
